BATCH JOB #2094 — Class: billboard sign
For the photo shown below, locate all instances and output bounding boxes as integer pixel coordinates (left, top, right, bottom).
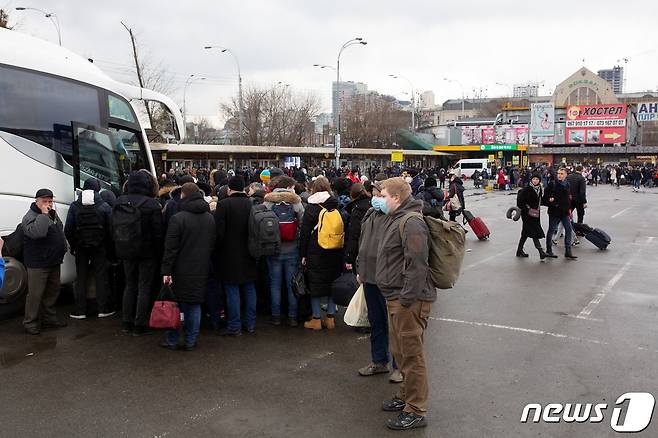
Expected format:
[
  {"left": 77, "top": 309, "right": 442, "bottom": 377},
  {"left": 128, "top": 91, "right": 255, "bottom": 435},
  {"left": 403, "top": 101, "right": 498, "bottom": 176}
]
[
  {"left": 530, "top": 103, "right": 555, "bottom": 137},
  {"left": 565, "top": 104, "right": 627, "bottom": 144},
  {"left": 638, "top": 102, "right": 658, "bottom": 122}
]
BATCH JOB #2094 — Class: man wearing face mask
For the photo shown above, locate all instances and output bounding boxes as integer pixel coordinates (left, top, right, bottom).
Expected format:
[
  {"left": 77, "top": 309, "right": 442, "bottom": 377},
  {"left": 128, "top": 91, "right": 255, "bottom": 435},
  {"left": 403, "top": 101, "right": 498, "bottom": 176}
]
[
  {"left": 356, "top": 179, "right": 402, "bottom": 383},
  {"left": 22, "top": 189, "right": 68, "bottom": 335},
  {"left": 376, "top": 177, "right": 434, "bottom": 431}
]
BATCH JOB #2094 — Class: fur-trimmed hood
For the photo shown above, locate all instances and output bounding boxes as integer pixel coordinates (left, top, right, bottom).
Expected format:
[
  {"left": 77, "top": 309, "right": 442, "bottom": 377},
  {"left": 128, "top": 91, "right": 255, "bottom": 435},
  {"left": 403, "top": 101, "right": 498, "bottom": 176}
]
[
  {"left": 263, "top": 190, "right": 301, "bottom": 205},
  {"left": 158, "top": 185, "right": 177, "bottom": 199}
]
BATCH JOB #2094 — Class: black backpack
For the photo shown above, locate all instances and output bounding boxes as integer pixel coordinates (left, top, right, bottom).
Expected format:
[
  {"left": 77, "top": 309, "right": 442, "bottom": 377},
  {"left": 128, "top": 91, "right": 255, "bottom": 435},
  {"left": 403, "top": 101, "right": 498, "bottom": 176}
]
[
  {"left": 112, "top": 200, "right": 143, "bottom": 259},
  {"left": 75, "top": 204, "right": 104, "bottom": 249},
  {"left": 2, "top": 223, "right": 24, "bottom": 261},
  {"left": 247, "top": 204, "right": 280, "bottom": 258}
]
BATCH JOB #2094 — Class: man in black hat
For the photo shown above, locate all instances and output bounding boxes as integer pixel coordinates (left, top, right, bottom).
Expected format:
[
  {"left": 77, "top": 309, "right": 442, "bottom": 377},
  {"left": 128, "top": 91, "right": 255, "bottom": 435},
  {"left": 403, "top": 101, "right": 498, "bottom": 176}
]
[{"left": 22, "top": 188, "right": 68, "bottom": 335}]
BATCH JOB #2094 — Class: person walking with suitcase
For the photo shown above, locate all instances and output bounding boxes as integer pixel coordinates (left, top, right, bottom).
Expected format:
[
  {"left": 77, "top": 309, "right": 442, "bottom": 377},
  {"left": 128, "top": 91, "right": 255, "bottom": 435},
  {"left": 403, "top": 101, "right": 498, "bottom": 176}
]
[
  {"left": 376, "top": 177, "right": 434, "bottom": 431},
  {"left": 516, "top": 174, "right": 547, "bottom": 260},
  {"left": 64, "top": 178, "right": 113, "bottom": 319},
  {"left": 567, "top": 166, "right": 587, "bottom": 246},
  {"left": 543, "top": 168, "right": 577, "bottom": 260},
  {"left": 21, "top": 189, "right": 68, "bottom": 335},
  {"left": 160, "top": 183, "right": 215, "bottom": 351},
  {"left": 447, "top": 172, "right": 465, "bottom": 222}
]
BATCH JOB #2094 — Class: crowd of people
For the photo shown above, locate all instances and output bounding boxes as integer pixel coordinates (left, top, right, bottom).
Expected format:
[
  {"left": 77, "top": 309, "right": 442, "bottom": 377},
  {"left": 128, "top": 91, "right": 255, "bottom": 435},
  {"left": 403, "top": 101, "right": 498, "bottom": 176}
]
[{"left": 5, "top": 158, "right": 652, "bottom": 430}]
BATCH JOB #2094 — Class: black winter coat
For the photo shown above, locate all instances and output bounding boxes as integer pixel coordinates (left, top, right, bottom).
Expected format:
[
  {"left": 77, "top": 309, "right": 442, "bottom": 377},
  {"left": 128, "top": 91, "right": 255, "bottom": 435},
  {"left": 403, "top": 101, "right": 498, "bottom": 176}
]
[
  {"left": 64, "top": 191, "right": 112, "bottom": 252},
  {"left": 299, "top": 195, "right": 345, "bottom": 298},
  {"left": 516, "top": 185, "right": 545, "bottom": 239},
  {"left": 449, "top": 178, "right": 466, "bottom": 210},
  {"left": 542, "top": 180, "right": 571, "bottom": 218},
  {"left": 161, "top": 193, "right": 216, "bottom": 303},
  {"left": 114, "top": 198, "right": 163, "bottom": 259},
  {"left": 419, "top": 186, "right": 445, "bottom": 218},
  {"left": 344, "top": 195, "right": 371, "bottom": 265},
  {"left": 214, "top": 192, "right": 257, "bottom": 284},
  {"left": 22, "top": 204, "right": 67, "bottom": 269},
  {"left": 566, "top": 173, "right": 587, "bottom": 204}
]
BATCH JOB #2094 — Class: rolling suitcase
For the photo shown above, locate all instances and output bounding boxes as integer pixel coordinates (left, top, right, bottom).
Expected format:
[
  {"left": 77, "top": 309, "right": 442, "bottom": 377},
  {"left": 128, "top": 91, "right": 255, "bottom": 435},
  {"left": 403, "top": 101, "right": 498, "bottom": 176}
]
[
  {"left": 572, "top": 222, "right": 593, "bottom": 237},
  {"left": 585, "top": 228, "right": 611, "bottom": 250},
  {"left": 463, "top": 210, "right": 490, "bottom": 240}
]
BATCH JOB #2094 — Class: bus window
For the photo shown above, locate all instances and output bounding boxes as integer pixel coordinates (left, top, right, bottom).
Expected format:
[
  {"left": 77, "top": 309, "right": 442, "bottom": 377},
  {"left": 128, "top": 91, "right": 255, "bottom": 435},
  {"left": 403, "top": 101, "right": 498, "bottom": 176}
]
[
  {"left": 0, "top": 64, "right": 101, "bottom": 164},
  {"left": 73, "top": 123, "right": 123, "bottom": 193},
  {"left": 108, "top": 94, "right": 137, "bottom": 124},
  {"left": 109, "top": 127, "right": 147, "bottom": 176}
]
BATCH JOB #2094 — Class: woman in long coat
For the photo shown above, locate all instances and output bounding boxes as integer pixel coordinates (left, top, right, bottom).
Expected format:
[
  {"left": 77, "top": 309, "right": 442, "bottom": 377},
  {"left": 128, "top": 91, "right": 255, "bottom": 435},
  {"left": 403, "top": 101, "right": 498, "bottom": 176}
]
[
  {"left": 516, "top": 173, "right": 548, "bottom": 260},
  {"left": 299, "top": 177, "right": 345, "bottom": 331}
]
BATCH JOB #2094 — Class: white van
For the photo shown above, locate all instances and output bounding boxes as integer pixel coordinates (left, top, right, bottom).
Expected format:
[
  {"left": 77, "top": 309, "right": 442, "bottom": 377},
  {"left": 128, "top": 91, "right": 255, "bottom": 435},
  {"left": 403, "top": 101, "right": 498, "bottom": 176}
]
[{"left": 453, "top": 159, "right": 490, "bottom": 178}]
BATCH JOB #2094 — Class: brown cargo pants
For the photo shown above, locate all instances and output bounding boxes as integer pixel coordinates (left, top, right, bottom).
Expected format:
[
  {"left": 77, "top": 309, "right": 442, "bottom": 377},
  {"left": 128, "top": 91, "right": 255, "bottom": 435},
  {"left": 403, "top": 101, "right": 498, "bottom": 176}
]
[{"left": 387, "top": 299, "right": 432, "bottom": 416}]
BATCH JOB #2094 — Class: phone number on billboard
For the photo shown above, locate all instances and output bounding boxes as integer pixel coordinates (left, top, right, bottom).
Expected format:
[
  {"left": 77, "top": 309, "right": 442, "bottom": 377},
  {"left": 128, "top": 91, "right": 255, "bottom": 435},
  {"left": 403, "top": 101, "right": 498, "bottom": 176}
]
[{"left": 566, "top": 119, "right": 626, "bottom": 128}]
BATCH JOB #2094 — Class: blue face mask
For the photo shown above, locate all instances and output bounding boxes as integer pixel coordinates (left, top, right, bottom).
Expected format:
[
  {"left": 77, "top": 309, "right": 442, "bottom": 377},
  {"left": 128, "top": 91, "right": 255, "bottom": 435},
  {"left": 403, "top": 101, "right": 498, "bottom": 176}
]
[{"left": 371, "top": 196, "right": 386, "bottom": 212}]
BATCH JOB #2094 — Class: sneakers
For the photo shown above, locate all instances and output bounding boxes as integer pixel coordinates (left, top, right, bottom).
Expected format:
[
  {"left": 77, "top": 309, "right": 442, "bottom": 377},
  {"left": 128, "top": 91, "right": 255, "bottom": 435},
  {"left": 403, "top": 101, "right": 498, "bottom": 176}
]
[
  {"left": 386, "top": 412, "right": 427, "bottom": 430},
  {"left": 121, "top": 322, "right": 133, "bottom": 334},
  {"left": 321, "top": 315, "right": 336, "bottom": 330},
  {"left": 288, "top": 317, "right": 299, "bottom": 327},
  {"left": 269, "top": 315, "right": 281, "bottom": 326},
  {"left": 42, "top": 320, "right": 67, "bottom": 329},
  {"left": 25, "top": 327, "right": 40, "bottom": 335},
  {"left": 389, "top": 369, "right": 404, "bottom": 383},
  {"left": 358, "top": 362, "right": 390, "bottom": 376},
  {"left": 98, "top": 311, "right": 116, "bottom": 318},
  {"left": 69, "top": 311, "right": 87, "bottom": 320},
  {"left": 159, "top": 341, "right": 178, "bottom": 351},
  {"left": 304, "top": 318, "right": 322, "bottom": 331},
  {"left": 382, "top": 397, "right": 406, "bottom": 412}
]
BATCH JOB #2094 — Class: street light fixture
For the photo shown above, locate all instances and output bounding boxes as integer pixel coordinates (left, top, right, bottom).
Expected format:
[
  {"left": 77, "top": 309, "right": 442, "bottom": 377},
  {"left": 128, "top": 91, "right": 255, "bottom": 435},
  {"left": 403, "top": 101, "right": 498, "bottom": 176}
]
[
  {"left": 183, "top": 74, "right": 206, "bottom": 129},
  {"left": 334, "top": 37, "right": 367, "bottom": 169},
  {"left": 444, "top": 77, "right": 465, "bottom": 117},
  {"left": 389, "top": 74, "right": 416, "bottom": 131},
  {"left": 204, "top": 45, "right": 244, "bottom": 144},
  {"left": 313, "top": 64, "right": 337, "bottom": 72},
  {"left": 15, "top": 6, "right": 62, "bottom": 46}
]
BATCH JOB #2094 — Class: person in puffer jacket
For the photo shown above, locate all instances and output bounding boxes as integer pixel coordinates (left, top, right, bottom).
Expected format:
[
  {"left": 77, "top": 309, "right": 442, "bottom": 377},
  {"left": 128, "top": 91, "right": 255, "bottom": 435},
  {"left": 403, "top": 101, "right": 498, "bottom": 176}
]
[{"left": 262, "top": 176, "right": 304, "bottom": 327}]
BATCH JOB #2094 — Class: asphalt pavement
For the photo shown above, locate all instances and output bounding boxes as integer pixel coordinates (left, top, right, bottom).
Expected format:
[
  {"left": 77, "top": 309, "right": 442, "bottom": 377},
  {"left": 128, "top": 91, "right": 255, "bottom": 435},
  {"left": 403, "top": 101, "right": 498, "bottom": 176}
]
[{"left": 1, "top": 182, "right": 657, "bottom": 438}]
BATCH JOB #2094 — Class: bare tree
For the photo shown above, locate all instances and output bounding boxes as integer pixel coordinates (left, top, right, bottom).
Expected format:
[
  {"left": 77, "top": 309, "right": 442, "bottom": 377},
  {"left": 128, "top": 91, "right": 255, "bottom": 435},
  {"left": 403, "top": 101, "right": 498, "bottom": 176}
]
[
  {"left": 188, "top": 117, "right": 220, "bottom": 145},
  {"left": 341, "top": 93, "right": 411, "bottom": 148},
  {"left": 221, "top": 85, "right": 321, "bottom": 146}
]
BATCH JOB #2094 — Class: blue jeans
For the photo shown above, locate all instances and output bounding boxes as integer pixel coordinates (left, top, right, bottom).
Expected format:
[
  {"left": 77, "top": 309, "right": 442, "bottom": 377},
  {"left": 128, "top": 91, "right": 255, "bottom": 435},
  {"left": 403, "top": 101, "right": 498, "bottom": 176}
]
[
  {"left": 364, "top": 283, "right": 390, "bottom": 365},
  {"left": 224, "top": 282, "right": 257, "bottom": 332},
  {"left": 547, "top": 215, "right": 574, "bottom": 252},
  {"left": 634, "top": 179, "right": 641, "bottom": 189},
  {"left": 266, "top": 250, "right": 298, "bottom": 318},
  {"left": 165, "top": 303, "right": 201, "bottom": 347},
  {"left": 311, "top": 296, "right": 336, "bottom": 319}
]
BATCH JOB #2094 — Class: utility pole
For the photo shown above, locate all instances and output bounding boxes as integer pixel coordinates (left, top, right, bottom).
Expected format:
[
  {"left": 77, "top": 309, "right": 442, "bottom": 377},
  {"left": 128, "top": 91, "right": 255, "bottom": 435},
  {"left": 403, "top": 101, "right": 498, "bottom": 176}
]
[{"left": 121, "top": 21, "right": 154, "bottom": 128}]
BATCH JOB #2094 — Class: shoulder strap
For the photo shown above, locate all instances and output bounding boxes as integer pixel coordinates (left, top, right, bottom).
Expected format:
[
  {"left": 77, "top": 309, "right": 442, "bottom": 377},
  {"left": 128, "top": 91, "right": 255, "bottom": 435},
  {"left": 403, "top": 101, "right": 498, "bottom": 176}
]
[{"left": 398, "top": 212, "right": 424, "bottom": 241}]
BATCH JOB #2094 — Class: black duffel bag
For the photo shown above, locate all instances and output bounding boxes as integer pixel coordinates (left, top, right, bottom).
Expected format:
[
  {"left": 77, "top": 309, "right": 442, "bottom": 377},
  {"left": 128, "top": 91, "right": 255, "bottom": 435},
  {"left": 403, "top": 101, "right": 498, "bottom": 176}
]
[
  {"left": 331, "top": 271, "right": 359, "bottom": 307},
  {"left": 292, "top": 266, "right": 310, "bottom": 299},
  {"left": 2, "top": 224, "right": 24, "bottom": 262}
]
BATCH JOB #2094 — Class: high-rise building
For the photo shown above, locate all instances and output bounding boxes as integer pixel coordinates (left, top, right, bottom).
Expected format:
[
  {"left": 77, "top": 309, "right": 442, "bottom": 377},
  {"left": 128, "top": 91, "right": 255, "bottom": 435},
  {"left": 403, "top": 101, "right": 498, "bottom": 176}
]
[
  {"left": 597, "top": 66, "right": 624, "bottom": 94},
  {"left": 513, "top": 83, "right": 539, "bottom": 98},
  {"left": 420, "top": 90, "right": 435, "bottom": 109},
  {"left": 332, "top": 81, "right": 368, "bottom": 125}
]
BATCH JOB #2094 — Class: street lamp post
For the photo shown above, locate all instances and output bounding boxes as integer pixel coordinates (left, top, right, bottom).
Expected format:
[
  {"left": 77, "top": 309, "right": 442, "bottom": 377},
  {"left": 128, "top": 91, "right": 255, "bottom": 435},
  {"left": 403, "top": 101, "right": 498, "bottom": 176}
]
[
  {"left": 444, "top": 78, "right": 465, "bottom": 117},
  {"left": 16, "top": 6, "right": 61, "bottom": 46},
  {"left": 389, "top": 74, "right": 416, "bottom": 131},
  {"left": 204, "top": 45, "right": 244, "bottom": 144},
  {"left": 334, "top": 38, "right": 367, "bottom": 170},
  {"left": 183, "top": 74, "right": 206, "bottom": 132}
]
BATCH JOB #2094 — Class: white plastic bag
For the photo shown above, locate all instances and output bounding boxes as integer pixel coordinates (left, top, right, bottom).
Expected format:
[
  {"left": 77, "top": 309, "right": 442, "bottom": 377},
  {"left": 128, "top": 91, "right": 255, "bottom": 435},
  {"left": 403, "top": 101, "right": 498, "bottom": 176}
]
[{"left": 343, "top": 284, "right": 369, "bottom": 327}]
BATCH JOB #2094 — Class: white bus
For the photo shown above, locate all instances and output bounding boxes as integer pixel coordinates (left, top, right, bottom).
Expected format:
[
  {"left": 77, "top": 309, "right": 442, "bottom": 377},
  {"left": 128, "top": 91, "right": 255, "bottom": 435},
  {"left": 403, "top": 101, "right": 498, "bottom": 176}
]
[
  {"left": 0, "top": 28, "right": 185, "bottom": 318},
  {"left": 453, "top": 158, "right": 490, "bottom": 178}
]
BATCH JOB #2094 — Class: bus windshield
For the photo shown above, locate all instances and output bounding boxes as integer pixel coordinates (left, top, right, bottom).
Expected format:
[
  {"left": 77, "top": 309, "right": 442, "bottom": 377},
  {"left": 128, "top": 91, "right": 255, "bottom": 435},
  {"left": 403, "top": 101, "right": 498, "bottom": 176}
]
[{"left": 0, "top": 63, "right": 150, "bottom": 191}]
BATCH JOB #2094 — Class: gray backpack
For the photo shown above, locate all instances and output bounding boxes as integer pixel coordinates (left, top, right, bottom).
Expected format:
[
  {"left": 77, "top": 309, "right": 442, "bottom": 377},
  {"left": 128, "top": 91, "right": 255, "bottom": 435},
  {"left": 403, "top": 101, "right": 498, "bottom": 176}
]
[{"left": 399, "top": 212, "right": 465, "bottom": 289}]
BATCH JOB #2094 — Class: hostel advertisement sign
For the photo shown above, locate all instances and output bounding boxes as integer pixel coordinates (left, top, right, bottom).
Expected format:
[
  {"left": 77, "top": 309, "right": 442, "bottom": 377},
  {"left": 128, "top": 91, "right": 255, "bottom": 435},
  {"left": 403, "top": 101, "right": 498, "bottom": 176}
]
[{"left": 565, "top": 104, "right": 627, "bottom": 144}]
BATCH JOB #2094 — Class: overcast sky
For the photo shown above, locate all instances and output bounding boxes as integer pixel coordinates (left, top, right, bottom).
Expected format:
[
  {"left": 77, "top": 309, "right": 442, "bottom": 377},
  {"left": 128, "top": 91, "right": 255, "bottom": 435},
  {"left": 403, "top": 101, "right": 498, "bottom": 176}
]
[{"left": 7, "top": 0, "right": 658, "bottom": 127}]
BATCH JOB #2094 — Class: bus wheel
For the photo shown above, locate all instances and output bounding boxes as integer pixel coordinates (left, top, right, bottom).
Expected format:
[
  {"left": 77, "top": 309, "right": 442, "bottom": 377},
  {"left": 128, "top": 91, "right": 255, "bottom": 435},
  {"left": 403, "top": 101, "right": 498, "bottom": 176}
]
[{"left": 0, "top": 257, "right": 28, "bottom": 319}]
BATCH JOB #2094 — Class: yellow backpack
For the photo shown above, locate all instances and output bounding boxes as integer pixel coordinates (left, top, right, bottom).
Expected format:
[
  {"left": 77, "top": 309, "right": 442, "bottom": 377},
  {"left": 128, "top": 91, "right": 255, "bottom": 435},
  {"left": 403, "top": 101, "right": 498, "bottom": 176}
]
[{"left": 316, "top": 207, "right": 344, "bottom": 250}]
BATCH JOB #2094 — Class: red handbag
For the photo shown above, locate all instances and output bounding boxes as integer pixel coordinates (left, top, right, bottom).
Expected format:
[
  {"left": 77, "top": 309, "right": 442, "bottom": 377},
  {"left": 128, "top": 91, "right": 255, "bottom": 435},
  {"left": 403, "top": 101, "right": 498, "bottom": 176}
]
[{"left": 149, "top": 285, "right": 181, "bottom": 330}]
